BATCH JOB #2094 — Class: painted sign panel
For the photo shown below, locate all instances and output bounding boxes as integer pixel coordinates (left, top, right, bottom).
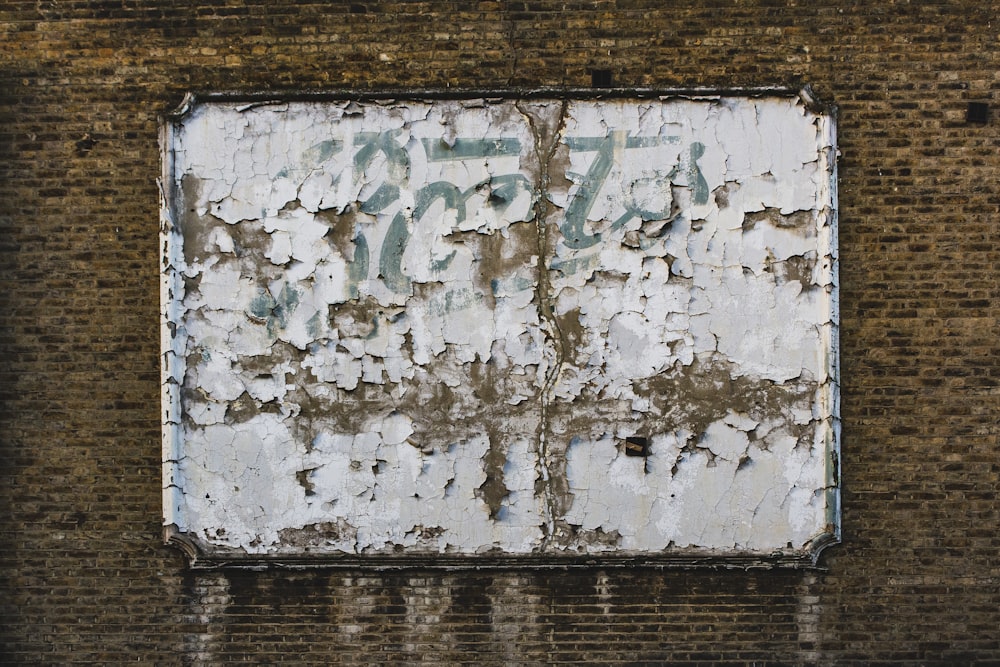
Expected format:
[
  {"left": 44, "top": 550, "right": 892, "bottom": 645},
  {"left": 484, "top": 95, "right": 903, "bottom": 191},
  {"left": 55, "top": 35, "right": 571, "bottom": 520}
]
[{"left": 161, "top": 90, "right": 839, "bottom": 565}]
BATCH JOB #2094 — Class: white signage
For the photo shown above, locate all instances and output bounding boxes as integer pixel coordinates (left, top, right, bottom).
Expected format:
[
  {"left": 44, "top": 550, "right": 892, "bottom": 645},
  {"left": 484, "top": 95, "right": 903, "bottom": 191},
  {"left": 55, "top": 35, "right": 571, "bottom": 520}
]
[{"left": 161, "top": 90, "right": 839, "bottom": 564}]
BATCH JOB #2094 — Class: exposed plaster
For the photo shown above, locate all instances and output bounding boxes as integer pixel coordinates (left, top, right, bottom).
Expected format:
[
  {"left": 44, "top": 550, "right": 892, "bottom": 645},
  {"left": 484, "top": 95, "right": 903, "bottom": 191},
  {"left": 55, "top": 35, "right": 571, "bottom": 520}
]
[{"left": 161, "top": 91, "right": 839, "bottom": 563}]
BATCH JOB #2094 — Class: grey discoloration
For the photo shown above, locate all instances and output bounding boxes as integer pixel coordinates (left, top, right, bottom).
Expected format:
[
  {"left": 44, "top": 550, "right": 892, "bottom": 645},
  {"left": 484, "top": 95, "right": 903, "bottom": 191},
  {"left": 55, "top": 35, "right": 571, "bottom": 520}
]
[
  {"left": 632, "top": 356, "right": 816, "bottom": 440},
  {"left": 277, "top": 520, "right": 357, "bottom": 548},
  {"left": 478, "top": 435, "right": 509, "bottom": 520},
  {"left": 743, "top": 208, "right": 815, "bottom": 232}
]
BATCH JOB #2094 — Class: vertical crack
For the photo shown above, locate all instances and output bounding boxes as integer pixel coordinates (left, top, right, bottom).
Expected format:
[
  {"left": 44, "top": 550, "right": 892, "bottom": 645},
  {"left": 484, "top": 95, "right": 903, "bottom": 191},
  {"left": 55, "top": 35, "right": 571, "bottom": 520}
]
[{"left": 516, "top": 100, "right": 568, "bottom": 547}]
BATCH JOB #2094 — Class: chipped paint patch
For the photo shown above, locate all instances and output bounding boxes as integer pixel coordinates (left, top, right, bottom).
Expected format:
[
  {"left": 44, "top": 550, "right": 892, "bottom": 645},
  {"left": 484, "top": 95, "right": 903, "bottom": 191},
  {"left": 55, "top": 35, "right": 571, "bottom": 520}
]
[{"left": 160, "top": 91, "right": 839, "bottom": 563}]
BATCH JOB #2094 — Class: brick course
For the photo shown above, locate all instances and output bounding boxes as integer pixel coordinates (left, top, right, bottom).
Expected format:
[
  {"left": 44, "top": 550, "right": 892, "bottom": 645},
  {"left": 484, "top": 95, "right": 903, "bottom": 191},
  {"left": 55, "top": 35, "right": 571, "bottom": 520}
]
[{"left": 2, "top": 1, "right": 1000, "bottom": 663}]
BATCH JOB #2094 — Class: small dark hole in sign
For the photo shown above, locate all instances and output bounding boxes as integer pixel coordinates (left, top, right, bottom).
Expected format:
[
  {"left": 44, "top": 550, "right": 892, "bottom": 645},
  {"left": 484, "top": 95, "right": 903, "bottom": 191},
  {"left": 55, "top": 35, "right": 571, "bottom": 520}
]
[
  {"left": 624, "top": 436, "right": 650, "bottom": 457},
  {"left": 966, "top": 102, "right": 989, "bottom": 124},
  {"left": 591, "top": 69, "right": 613, "bottom": 88}
]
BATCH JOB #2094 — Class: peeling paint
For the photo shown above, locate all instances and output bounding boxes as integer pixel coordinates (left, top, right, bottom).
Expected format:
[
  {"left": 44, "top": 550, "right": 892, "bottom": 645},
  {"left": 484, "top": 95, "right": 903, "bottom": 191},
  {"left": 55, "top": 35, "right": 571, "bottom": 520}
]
[{"left": 161, "top": 91, "right": 839, "bottom": 563}]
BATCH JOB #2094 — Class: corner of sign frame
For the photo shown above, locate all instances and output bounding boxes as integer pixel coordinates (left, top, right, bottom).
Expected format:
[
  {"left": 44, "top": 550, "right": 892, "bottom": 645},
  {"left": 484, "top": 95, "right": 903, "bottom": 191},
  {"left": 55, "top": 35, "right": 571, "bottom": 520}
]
[
  {"left": 798, "top": 84, "right": 838, "bottom": 117},
  {"left": 163, "top": 524, "right": 203, "bottom": 566},
  {"left": 163, "top": 91, "right": 201, "bottom": 123},
  {"left": 803, "top": 524, "right": 842, "bottom": 568}
]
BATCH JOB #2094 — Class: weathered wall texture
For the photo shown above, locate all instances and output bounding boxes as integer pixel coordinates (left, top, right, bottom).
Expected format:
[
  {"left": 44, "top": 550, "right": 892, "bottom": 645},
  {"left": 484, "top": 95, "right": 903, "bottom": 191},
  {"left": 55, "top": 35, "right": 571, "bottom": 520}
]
[
  {"left": 162, "top": 94, "right": 838, "bottom": 561},
  {"left": 2, "top": 1, "right": 999, "bottom": 664}
]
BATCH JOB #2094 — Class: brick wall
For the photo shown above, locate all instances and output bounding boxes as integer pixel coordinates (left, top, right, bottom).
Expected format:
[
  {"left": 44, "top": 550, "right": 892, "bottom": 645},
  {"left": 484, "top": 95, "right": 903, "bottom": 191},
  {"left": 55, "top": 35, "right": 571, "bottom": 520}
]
[{"left": 2, "top": 1, "right": 998, "bottom": 663}]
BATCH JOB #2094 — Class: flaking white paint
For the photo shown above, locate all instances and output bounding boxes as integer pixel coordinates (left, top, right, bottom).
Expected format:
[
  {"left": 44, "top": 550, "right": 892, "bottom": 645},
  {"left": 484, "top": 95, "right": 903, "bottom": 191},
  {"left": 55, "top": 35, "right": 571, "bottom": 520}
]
[{"left": 161, "top": 91, "right": 839, "bottom": 561}]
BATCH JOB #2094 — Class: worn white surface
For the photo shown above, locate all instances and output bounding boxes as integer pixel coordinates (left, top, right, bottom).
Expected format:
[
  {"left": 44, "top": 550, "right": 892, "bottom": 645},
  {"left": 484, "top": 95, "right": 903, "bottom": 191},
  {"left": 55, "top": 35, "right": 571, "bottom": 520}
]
[{"left": 161, "top": 93, "right": 839, "bottom": 558}]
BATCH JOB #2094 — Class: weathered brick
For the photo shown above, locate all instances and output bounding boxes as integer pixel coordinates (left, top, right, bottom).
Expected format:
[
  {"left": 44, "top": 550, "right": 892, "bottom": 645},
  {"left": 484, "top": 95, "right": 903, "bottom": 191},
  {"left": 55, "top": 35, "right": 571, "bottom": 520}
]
[{"left": 2, "top": 1, "right": 1000, "bottom": 664}]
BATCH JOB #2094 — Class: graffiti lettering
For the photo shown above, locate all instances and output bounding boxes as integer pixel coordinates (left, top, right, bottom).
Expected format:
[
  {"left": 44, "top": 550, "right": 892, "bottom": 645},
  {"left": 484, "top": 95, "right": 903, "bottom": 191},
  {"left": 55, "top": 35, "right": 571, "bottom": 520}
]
[{"left": 330, "top": 131, "right": 707, "bottom": 293}]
